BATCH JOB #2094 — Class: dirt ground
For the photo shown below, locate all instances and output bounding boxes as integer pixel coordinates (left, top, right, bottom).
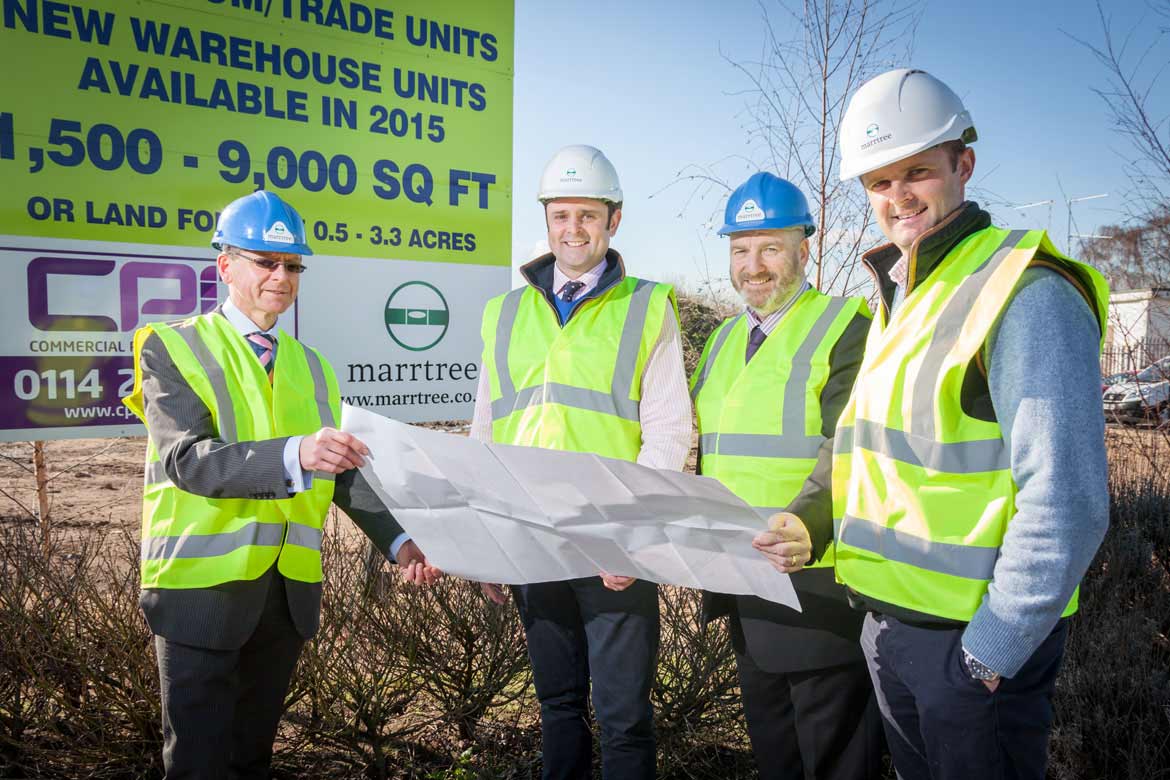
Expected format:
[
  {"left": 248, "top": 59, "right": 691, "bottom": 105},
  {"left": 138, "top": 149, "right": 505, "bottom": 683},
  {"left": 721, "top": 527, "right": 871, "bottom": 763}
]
[
  {"left": 0, "top": 421, "right": 474, "bottom": 550},
  {"left": 0, "top": 436, "right": 145, "bottom": 545},
  {"left": 0, "top": 424, "right": 1160, "bottom": 543}
]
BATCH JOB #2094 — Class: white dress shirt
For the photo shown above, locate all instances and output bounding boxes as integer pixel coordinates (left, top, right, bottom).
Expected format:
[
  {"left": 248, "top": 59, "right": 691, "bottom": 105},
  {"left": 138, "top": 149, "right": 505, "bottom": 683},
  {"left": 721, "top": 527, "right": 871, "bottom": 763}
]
[{"left": 552, "top": 260, "right": 608, "bottom": 300}]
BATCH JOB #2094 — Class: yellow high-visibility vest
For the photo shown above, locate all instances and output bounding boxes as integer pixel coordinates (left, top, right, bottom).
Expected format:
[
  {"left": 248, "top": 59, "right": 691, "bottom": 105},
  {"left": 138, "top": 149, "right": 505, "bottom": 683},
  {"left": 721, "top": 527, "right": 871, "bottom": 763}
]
[
  {"left": 692, "top": 290, "right": 868, "bottom": 567},
  {"left": 481, "top": 276, "right": 676, "bottom": 460},
  {"left": 123, "top": 313, "right": 339, "bottom": 589},
  {"left": 832, "top": 227, "right": 1108, "bottom": 620}
]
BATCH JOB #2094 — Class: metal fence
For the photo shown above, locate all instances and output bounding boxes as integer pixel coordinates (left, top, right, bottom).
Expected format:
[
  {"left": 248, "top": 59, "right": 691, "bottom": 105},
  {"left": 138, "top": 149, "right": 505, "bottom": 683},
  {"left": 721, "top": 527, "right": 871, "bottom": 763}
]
[{"left": 1101, "top": 338, "right": 1170, "bottom": 376}]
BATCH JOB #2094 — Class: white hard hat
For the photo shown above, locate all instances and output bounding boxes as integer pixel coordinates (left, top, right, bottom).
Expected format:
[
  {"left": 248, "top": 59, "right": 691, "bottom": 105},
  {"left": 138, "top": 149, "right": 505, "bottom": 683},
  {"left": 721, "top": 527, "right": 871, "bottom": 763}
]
[
  {"left": 839, "top": 68, "right": 977, "bottom": 181},
  {"left": 537, "top": 144, "right": 623, "bottom": 204}
]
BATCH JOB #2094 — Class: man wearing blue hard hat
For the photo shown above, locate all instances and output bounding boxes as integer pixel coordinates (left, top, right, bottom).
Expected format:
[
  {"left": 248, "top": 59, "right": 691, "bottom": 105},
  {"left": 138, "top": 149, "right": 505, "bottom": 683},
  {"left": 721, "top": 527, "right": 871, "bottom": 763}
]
[
  {"left": 692, "top": 173, "right": 883, "bottom": 779},
  {"left": 123, "top": 190, "right": 441, "bottom": 779}
]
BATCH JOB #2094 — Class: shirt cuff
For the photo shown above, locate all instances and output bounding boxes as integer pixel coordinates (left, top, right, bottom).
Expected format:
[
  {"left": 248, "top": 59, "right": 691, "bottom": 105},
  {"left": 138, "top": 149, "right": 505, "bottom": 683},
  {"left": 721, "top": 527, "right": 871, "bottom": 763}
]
[
  {"left": 282, "top": 436, "right": 313, "bottom": 495},
  {"left": 389, "top": 532, "right": 410, "bottom": 563}
]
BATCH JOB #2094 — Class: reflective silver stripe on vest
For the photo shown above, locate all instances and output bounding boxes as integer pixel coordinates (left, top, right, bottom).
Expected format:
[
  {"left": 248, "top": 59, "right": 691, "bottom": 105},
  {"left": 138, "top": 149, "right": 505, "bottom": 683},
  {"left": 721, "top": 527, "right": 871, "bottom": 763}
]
[
  {"left": 612, "top": 279, "right": 656, "bottom": 403},
  {"left": 493, "top": 288, "right": 527, "bottom": 402},
  {"left": 285, "top": 522, "right": 324, "bottom": 551},
  {"left": 836, "top": 419, "right": 1008, "bottom": 473},
  {"left": 144, "top": 459, "right": 170, "bottom": 487},
  {"left": 498, "top": 382, "right": 640, "bottom": 420},
  {"left": 910, "top": 230, "right": 1028, "bottom": 441},
  {"left": 491, "top": 281, "right": 656, "bottom": 422},
  {"left": 835, "top": 514, "right": 1000, "bottom": 580},
  {"left": 699, "top": 298, "right": 848, "bottom": 461},
  {"left": 699, "top": 432, "right": 822, "bottom": 460},
  {"left": 313, "top": 472, "right": 336, "bottom": 483},
  {"left": 302, "top": 347, "right": 336, "bottom": 427},
  {"left": 784, "top": 297, "right": 848, "bottom": 437},
  {"left": 140, "top": 521, "right": 285, "bottom": 561},
  {"left": 174, "top": 323, "right": 239, "bottom": 443},
  {"left": 690, "top": 315, "right": 744, "bottom": 400}
]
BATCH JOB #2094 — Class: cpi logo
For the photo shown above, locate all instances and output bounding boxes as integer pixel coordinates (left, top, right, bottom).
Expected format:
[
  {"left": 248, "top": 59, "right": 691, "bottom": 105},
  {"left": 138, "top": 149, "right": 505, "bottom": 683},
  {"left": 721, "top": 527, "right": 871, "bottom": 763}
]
[
  {"left": 27, "top": 257, "right": 221, "bottom": 332},
  {"left": 384, "top": 281, "right": 450, "bottom": 352}
]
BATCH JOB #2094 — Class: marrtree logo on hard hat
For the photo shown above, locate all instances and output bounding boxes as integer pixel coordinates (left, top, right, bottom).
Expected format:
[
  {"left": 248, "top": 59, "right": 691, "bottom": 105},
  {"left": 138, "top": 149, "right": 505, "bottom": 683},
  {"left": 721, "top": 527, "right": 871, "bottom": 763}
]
[
  {"left": 734, "top": 199, "right": 764, "bottom": 224},
  {"left": 263, "top": 221, "right": 294, "bottom": 244},
  {"left": 384, "top": 281, "right": 449, "bottom": 352},
  {"left": 866, "top": 123, "right": 880, "bottom": 138},
  {"left": 860, "top": 130, "right": 893, "bottom": 150}
]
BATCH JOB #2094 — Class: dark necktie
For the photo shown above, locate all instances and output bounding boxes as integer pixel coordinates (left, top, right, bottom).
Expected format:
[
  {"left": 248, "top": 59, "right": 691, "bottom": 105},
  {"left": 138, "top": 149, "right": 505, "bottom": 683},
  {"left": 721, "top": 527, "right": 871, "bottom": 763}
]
[
  {"left": 745, "top": 325, "right": 767, "bottom": 364},
  {"left": 246, "top": 332, "right": 277, "bottom": 379},
  {"left": 558, "top": 280, "right": 586, "bottom": 302}
]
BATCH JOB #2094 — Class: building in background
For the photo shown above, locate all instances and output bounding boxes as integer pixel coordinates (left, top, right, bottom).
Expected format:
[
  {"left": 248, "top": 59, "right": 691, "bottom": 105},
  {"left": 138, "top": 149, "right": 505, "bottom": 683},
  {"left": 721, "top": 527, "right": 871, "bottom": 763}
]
[{"left": 1104, "top": 288, "right": 1170, "bottom": 374}]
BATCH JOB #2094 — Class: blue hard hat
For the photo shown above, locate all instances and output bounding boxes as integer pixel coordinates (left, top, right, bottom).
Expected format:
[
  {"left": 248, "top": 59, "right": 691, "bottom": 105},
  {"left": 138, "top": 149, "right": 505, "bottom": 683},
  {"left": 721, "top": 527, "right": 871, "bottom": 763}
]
[
  {"left": 718, "top": 173, "right": 816, "bottom": 237},
  {"left": 211, "top": 190, "right": 314, "bottom": 255}
]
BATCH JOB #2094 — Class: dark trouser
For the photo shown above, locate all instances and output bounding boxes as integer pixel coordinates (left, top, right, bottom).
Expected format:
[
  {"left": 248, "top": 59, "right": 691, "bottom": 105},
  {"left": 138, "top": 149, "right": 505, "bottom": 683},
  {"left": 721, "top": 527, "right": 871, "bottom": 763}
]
[
  {"left": 513, "top": 577, "right": 660, "bottom": 780},
  {"left": 860, "top": 613, "right": 1068, "bottom": 780},
  {"left": 155, "top": 574, "right": 304, "bottom": 780},
  {"left": 734, "top": 618, "right": 884, "bottom": 780}
]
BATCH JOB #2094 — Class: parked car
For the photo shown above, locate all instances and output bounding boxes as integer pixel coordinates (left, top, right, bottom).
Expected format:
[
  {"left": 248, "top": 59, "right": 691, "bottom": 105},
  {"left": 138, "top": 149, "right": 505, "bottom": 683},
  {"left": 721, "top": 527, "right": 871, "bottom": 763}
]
[
  {"left": 1102, "top": 371, "right": 1135, "bottom": 394},
  {"left": 1102, "top": 357, "right": 1170, "bottom": 425}
]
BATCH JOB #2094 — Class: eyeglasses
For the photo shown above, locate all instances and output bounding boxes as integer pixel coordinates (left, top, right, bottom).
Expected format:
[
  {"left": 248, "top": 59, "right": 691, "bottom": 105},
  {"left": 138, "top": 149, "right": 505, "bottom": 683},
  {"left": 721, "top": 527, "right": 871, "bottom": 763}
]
[{"left": 230, "top": 250, "right": 308, "bottom": 274}]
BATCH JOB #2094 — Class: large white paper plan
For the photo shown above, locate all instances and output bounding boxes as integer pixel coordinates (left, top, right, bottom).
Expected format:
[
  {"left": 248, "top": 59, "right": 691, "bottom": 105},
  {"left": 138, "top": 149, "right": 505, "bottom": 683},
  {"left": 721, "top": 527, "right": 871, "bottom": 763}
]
[{"left": 341, "top": 404, "right": 800, "bottom": 610}]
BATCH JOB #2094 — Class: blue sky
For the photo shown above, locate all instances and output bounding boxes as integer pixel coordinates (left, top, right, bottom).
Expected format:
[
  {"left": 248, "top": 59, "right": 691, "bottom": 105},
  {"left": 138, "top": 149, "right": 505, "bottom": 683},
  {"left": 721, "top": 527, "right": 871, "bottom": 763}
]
[{"left": 510, "top": 0, "right": 1168, "bottom": 292}]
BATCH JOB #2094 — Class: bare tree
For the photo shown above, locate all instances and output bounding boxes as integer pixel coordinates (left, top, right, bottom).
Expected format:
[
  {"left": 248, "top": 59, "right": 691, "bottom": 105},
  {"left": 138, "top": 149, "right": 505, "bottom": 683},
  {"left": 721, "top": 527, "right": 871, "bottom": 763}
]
[
  {"left": 669, "top": 0, "right": 920, "bottom": 297},
  {"left": 1080, "top": 204, "right": 1170, "bottom": 290},
  {"left": 1072, "top": 0, "right": 1170, "bottom": 287}
]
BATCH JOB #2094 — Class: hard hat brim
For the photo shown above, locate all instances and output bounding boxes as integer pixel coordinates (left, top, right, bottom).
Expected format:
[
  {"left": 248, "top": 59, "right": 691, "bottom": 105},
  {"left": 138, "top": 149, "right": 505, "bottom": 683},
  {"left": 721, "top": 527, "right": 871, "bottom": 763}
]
[
  {"left": 537, "top": 189, "right": 624, "bottom": 205},
  {"left": 214, "top": 235, "right": 314, "bottom": 256},
  {"left": 718, "top": 219, "right": 816, "bottom": 238}
]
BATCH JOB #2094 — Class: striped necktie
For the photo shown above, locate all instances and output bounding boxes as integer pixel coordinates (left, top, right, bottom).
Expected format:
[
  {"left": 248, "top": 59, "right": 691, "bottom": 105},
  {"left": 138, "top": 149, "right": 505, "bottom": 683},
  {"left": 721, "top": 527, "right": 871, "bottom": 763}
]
[
  {"left": 745, "top": 325, "right": 767, "bottom": 364},
  {"left": 246, "top": 332, "right": 277, "bottom": 379}
]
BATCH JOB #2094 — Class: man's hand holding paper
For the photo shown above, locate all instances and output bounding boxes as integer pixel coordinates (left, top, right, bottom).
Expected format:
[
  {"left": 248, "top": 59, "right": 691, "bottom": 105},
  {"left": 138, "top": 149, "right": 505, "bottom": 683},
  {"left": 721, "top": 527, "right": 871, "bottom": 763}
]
[{"left": 752, "top": 512, "right": 813, "bottom": 574}]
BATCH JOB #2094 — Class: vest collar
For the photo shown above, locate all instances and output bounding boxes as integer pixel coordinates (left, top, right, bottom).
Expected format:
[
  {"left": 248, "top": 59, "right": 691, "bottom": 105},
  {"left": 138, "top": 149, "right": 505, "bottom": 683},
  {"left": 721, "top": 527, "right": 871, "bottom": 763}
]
[
  {"left": 862, "top": 201, "right": 991, "bottom": 317},
  {"left": 519, "top": 249, "right": 628, "bottom": 321}
]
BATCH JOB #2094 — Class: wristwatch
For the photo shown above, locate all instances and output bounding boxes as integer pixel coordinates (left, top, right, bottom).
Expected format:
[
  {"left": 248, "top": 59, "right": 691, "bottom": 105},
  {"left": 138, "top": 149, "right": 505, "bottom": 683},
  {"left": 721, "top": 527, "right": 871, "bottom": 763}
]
[{"left": 961, "top": 648, "right": 1001, "bottom": 682}]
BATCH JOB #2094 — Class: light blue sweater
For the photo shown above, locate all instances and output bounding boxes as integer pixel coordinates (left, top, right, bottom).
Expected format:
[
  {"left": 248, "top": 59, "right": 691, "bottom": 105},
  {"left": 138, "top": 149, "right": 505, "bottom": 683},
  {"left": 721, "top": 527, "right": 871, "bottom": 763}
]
[{"left": 895, "top": 267, "right": 1109, "bottom": 677}]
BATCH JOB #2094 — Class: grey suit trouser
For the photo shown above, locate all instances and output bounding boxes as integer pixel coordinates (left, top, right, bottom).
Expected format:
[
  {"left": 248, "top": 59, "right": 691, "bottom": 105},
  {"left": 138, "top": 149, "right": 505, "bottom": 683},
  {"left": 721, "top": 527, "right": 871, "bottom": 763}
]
[{"left": 155, "top": 573, "right": 304, "bottom": 780}]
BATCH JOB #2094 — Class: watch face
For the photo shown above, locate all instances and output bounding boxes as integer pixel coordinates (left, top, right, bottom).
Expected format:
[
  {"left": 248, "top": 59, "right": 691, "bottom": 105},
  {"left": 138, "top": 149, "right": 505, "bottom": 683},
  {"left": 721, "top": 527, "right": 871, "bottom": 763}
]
[{"left": 962, "top": 650, "right": 998, "bottom": 680}]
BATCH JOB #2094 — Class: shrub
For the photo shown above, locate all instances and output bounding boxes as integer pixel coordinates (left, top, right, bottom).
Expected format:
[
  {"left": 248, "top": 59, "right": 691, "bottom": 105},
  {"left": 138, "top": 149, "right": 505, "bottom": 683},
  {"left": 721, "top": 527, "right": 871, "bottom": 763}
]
[
  {"left": 0, "top": 525, "right": 160, "bottom": 779},
  {"left": 1048, "top": 454, "right": 1170, "bottom": 779}
]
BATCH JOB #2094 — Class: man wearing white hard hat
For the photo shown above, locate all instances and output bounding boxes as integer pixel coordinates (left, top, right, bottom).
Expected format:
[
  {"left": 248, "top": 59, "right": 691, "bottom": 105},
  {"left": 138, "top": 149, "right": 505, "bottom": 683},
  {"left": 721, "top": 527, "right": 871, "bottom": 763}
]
[
  {"left": 832, "top": 69, "right": 1110, "bottom": 778},
  {"left": 471, "top": 145, "right": 691, "bottom": 778}
]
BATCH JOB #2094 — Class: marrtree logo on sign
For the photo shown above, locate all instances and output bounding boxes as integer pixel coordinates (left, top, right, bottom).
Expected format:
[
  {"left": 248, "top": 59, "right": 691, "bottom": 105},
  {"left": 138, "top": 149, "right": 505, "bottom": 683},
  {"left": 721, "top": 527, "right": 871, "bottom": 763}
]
[
  {"left": 384, "top": 281, "right": 449, "bottom": 352},
  {"left": 27, "top": 257, "right": 220, "bottom": 332}
]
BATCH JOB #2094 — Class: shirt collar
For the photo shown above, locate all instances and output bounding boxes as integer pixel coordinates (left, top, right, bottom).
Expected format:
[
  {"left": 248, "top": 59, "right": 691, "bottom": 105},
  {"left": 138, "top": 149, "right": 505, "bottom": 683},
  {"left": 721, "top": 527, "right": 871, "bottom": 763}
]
[
  {"left": 552, "top": 258, "right": 608, "bottom": 300},
  {"left": 222, "top": 299, "right": 277, "bottom": 337},
  {"left": 862, "top": 201, "right": 990, "bottom": 315},
  {"left": 745, "top": 279, "right": 811, "bottom": 335}
]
